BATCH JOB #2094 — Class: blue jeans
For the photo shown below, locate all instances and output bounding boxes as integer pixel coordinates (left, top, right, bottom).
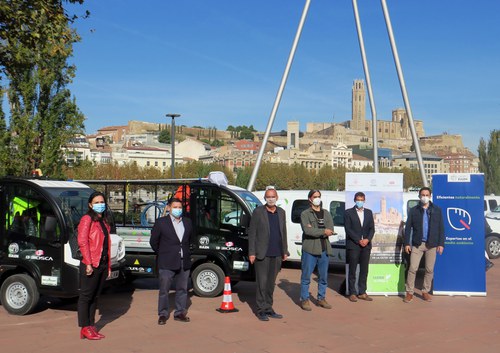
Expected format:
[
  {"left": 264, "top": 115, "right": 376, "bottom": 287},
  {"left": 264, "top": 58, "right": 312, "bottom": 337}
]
[{"left": 300, "top": 250, "right": 329, "bottom": 301}]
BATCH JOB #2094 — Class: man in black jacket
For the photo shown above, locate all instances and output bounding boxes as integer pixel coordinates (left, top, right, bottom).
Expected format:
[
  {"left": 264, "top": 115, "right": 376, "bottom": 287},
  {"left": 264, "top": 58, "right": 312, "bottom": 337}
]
[
  {"left": 403, "top": 187, "right": 445, "bottom": 303},
  {"left": 248, "top": 187, "right": 289, "bottom": 321},
  {"left": 150, "top": 198, "right": 193, "bottom": 324}
]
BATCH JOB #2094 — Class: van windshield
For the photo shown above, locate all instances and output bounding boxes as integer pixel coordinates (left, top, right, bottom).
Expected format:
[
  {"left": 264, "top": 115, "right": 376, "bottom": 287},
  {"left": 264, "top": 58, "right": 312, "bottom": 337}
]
[
  {"left": 233, "top": 190, "right": 262, "bottom": 213},
  {"left": 44, "top": 187, "right": 93, "bottom": 230}
]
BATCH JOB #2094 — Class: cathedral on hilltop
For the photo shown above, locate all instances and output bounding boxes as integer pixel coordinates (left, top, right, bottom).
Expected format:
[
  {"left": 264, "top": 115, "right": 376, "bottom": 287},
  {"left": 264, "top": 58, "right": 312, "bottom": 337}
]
[{"left": 304, "top": 79, "right": 425, "bottom": 151}]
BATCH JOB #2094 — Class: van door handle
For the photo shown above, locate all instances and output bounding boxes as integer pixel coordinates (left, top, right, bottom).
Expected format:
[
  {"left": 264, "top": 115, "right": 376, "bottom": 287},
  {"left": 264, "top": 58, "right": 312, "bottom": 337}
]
[{"left": 48, "top": 241, "right": 61, "bottom": 248}]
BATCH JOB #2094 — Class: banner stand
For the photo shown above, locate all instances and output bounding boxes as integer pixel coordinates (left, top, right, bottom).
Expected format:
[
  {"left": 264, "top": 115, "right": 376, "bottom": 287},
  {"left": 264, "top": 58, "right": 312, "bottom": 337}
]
[{"left": 433, "top": 173, "right": 486, "bottom": 296}]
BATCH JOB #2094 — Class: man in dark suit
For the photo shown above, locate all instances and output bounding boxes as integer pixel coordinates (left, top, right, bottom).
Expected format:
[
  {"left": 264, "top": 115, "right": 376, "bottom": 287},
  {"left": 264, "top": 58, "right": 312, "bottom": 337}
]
[
  {"left": 248, "top": 187, "right": 289, "bottom": 321},
  {"left": 150, "top": 198, "right": 192, "bottom": 325},
  {"left": 344, "top": 192, "right": 375, "bottom": 302}
]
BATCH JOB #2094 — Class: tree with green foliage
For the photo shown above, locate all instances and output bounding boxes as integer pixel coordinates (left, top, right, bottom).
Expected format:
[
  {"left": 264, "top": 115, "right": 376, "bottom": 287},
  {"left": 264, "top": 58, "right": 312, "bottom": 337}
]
[
  {"left": 66, "top": 160, "right": 165, "bottom": 181},
  {"left": 239, "top": 129, "right": 254, "bottom": 140},
  {"left": 158, "top": 129, "right": 171, "bottom": 144},
  {"left": 226, "top": 124, "right": 256, "bottom": 140},
  {"left": 235, "top": 167, "right": 252, "bottom": 188},
  {"left": 0, "top": 0, "right": 85, "bottom": 177},
  {"left": 478, "top": 129, "right": 500, "bottom": 194},
  {"left": 0, "top": 90, "right": 9, "bottom": 176},
  {"left": 200, "top": 138, "right": 223, "bottom": 147},
  {"left": 240, "top": 162, "right": 425, "bottom": 192},
  {"left": 171, "top": 161, "right": 234, "bottom": 183}
]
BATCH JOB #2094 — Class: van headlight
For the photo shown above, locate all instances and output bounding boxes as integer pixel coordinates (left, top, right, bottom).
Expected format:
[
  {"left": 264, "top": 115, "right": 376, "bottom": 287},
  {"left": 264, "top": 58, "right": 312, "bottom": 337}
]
[{"left": 118, "top": 239, "right": 125, "bottom": 260}]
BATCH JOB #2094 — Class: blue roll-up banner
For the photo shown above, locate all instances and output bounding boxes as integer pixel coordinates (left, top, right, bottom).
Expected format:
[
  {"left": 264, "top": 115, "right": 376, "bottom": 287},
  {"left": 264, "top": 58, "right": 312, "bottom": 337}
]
[{"left": 432, "top": 173, "right": 486, "bottom": 296}]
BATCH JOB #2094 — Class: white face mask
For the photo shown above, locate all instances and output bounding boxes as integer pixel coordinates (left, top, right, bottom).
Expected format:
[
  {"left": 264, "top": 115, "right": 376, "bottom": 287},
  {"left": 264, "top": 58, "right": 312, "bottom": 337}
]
[
  {"left": 420, "top": 196, "right": 430, "bottom": 205},
  {"left": 266, "top": 197, "right": 277, "bottom": 206},
  {"left": 312, "top": 198, "right": 322, "bottom": 206}
]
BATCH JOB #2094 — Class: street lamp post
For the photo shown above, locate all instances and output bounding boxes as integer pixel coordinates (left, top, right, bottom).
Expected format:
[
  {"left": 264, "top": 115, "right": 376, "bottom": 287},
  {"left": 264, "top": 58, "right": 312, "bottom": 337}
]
[{"left": 166, "top": 113, "right": 180, "bottom": 178}]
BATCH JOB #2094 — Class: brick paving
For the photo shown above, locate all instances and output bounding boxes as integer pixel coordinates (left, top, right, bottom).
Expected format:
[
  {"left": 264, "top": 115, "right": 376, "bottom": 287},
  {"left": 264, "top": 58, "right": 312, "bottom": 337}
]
[{"left": 1, "top": 259, "right": 499, "bottom": 353}]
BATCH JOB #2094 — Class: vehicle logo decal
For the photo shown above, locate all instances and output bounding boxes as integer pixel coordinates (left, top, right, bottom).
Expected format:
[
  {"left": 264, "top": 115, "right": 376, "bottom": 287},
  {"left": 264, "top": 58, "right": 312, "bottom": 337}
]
[
  {"left": 8, "top": 243, "right": 19, "bottom": 254},
  {"left": 199, "top": 236, "right": 210, "bottom": 246},
  {"left": 26, "top": 255, "right": 54, "bottom": 261}
]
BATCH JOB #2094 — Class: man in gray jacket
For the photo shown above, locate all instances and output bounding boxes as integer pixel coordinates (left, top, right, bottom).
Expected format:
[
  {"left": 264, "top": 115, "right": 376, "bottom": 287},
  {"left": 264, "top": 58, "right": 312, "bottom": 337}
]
[
  {"left": 300, "top": 190, "right": 334, "bottom": 311},
  {"left": 248, "top": 187, "right": 289, "bottom": 321}
]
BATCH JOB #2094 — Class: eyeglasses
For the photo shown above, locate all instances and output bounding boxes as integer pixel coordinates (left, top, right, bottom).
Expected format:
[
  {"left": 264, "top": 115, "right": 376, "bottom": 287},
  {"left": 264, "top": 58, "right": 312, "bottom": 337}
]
[{"left": 265, "top": 185, "right": 276, "bottom": 190}]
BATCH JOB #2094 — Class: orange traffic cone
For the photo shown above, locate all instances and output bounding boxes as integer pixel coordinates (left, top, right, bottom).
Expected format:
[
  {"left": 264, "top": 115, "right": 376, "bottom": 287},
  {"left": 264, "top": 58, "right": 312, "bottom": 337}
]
[{"left": 216, "top": 276, "right": 239, "bottom": 313}]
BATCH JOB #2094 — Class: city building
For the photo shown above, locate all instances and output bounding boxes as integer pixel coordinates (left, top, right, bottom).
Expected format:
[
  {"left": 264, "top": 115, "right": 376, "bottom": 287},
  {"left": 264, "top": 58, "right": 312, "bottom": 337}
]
[
  {"left": 351, "top": 153, "right": 373, "bottom": 170},
  {"left": 434, "top": 149, "right": 479, "bottom": 174},
  {"left": 233, "top": 139, "right": 261, "bottom": 153},
  {"left": 392, "top": 152, "right": 448, "bottom": 185}
]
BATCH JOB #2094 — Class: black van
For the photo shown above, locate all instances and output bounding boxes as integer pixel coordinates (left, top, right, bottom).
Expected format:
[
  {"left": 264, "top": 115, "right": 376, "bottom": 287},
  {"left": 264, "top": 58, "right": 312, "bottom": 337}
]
[
  {"left": 0, "top": 178, "right": 126, "bottom": 315},
  {"left": 79, "top": 173, "right": 261, "bottom": 298}
]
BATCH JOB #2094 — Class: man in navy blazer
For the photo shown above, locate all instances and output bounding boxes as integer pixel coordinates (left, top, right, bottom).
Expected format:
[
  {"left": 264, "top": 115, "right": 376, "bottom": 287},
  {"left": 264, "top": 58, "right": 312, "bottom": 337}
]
[
  {"left": 344, "top": 192, "right": 375, "bottom": 302},
  {"left": 150, "top": 198, "right": 193, "bottom": 325}
]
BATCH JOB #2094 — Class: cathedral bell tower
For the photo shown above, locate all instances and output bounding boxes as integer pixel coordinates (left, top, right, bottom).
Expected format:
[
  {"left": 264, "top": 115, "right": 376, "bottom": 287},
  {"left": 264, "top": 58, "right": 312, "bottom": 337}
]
[{"left": 351, "top": 79, "right": 366, "bottom": 131}]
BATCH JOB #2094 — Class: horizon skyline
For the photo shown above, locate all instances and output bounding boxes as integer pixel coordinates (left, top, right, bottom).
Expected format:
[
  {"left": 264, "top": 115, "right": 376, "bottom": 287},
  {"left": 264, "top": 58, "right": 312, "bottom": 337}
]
[{"left": 59, "top": 1, "right": 500, "bottom": 153}]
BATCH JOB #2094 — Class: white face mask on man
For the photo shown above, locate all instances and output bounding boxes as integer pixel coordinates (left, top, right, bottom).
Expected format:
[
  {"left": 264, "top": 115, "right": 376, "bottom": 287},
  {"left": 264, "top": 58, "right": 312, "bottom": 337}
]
[
  {"left": 312, "top": 197, "right": 322, "bottom": 207},
  {"left": 420, "top": 196, "right": 430, "bottom": 205},
  {"left": 266, "top": 197, "right": 277, "bottom": 206}
]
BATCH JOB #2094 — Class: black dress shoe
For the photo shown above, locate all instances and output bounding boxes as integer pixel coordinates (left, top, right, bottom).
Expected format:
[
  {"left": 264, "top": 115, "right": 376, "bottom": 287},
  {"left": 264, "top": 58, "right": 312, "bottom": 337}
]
[
  {"left": 158, "top": 316, "right": 167, "bottom": 325},
  {"left": 257, "top": 312, "right": 269, "bottom": 321},
  {"left": 266, "top": 310, "right": 283, "bottom": 319},
  {"left": 174, "top": 313, "right": 190, "bottom": 322}
]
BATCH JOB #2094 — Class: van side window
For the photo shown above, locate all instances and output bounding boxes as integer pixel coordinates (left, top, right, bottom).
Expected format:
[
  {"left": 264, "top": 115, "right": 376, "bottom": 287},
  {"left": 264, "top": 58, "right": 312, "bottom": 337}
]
[
  {"left": 329, "top": 201, "right": 345, "bottom": 226},
  {"left": 488, "top": 199, "right": 498, "bottom": 212},
  {"left": 194, "top": 188, "right": 220, "bottom": 230},
  {"left": 4, "top": 184, "right": 61, "bottom": 244},
  {"left": 291, "top": 200, "right": 309, "bottom": 223},
  {"left": 220, "top": 191, "right": 246, "bottom": 229},
  {"left": 407, "top": 200, "right": 419, "bottom": 218}
]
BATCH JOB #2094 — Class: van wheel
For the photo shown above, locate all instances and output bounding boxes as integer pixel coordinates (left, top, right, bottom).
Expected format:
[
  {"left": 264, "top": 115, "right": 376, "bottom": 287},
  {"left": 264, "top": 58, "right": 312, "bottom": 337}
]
[
  {"left": 0, "top": 274, "right": 39, "bottom": 315},
  {"left": 191, "top": 263, "right": 225, "bottom": 297},
  {"left": 486, "top": 235, "right": 500, "bottom": 259}
]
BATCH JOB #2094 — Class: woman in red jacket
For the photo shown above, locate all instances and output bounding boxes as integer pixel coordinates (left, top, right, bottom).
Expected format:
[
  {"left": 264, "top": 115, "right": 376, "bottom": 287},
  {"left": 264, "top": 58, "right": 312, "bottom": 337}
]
[{"left": 77, "top": 191, "right": 112, "bottom": 340}]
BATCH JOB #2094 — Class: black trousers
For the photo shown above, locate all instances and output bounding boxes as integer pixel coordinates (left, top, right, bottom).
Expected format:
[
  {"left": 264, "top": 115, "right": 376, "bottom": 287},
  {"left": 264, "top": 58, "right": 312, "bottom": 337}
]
[
  {"left": 254, "top": 256, "right": 281, "bottom": 314},
  {"left": 77, "top": 262, "right": 107, "bottom": 327},
  {"left": 157, "top": 267, "right": 190, "bottom": 318},
  {"left": 347, "top": 247, "right": 371, "bottom": 296}
]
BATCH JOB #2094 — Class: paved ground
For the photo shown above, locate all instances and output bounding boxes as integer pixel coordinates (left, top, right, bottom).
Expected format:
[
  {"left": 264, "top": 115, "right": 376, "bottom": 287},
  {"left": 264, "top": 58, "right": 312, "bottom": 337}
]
[{"left": 1, "top": 259, "right": 499, "bottom": 353}]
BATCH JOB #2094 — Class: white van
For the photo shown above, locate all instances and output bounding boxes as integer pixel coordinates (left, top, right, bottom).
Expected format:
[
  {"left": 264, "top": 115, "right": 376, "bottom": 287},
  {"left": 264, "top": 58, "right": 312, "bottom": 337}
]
[{"left": 484, "top": 194, "right": 500, "bottom": 216}]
